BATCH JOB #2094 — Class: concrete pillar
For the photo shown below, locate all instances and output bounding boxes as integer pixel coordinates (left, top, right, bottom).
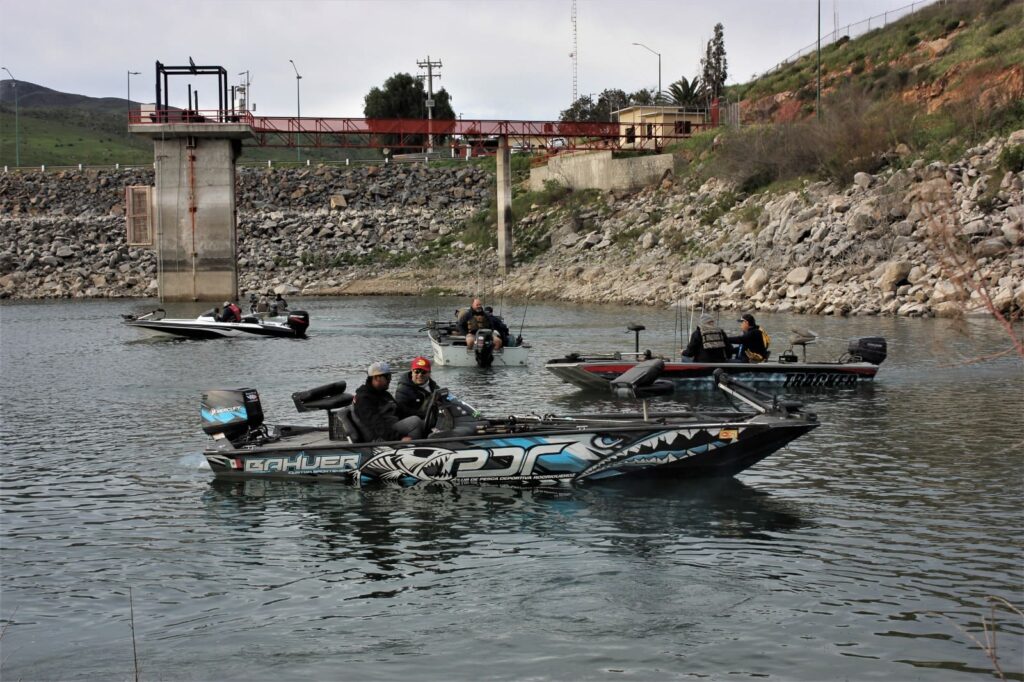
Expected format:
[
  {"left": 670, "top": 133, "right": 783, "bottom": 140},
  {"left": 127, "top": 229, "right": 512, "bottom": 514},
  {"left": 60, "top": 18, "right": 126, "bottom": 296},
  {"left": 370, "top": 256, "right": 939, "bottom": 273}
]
[
  {"left": 130, "top": 122, "right": 251, "bottom": 301},
  {"left": 496, "top": 136, "right": 513, "bottom": 275}
]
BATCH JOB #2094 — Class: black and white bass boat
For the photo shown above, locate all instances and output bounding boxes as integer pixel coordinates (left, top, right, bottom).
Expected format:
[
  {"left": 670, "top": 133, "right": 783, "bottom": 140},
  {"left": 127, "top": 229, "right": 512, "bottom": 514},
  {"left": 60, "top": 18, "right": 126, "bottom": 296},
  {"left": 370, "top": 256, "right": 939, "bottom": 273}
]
[
  {"left": 546, "top": 326, "right": 887, "bottom": 391},
  {"left": 198, "top": 360, "right": 819, "bottom": 485},
  {"left": 423, "top": 320, "right": 530, "bottom": 368},
  {"left": 122, "top": 308, "right": 310, "bottom": 340}
]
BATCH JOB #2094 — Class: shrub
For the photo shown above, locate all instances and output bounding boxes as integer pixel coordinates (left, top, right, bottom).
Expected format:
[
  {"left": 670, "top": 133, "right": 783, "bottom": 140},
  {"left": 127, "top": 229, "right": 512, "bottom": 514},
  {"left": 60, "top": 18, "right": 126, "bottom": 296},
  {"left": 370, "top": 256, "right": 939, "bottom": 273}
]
[{"left": 1000, "top": 144, "right": 1024, "bottom": 173}]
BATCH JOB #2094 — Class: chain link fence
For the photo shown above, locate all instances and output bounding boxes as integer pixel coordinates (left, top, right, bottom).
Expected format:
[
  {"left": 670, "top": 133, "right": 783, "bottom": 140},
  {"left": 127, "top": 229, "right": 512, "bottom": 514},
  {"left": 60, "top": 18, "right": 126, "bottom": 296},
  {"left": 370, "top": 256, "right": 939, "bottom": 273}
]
[{"left": 758, "top": 0, "right": 945, "bottom": 79}]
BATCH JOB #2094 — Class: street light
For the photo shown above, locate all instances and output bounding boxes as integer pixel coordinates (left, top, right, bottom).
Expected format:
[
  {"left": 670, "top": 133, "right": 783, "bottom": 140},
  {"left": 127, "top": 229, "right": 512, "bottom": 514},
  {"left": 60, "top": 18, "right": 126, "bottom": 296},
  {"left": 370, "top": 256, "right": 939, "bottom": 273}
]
[
  {"left": 631, "top": 42, "right": 661, "bottom": 104},
  {"left": 2, "top": 67, "right": 18, "bottom": 166},
  {"left": 127, "top": 70, "right": 140, "bottom": 131},
  {"left": 289, "top": 59, "right": 302, "bottom": 162}
]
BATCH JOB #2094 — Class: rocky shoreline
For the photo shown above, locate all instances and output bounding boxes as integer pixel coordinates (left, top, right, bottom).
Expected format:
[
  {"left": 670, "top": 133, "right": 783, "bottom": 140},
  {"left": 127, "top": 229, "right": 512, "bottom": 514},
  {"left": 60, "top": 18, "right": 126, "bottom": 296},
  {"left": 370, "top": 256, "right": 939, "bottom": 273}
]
[{"left": 1, "top": 132, "right": 1021, "bottom": 319}]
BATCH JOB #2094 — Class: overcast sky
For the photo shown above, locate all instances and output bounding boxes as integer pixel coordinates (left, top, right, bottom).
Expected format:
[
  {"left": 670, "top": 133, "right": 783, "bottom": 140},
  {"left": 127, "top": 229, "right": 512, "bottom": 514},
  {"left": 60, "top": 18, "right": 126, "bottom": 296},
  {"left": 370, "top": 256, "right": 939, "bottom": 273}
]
[{"left": 1, "top": 0, "right": 932, "bottom": 120}]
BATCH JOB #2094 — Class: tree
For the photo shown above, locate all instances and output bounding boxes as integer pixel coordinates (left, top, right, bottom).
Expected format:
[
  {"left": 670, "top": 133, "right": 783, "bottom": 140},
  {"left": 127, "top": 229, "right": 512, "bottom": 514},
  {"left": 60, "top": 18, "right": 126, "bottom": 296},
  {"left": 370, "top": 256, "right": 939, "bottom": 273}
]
[
  {"left": 363, "top": 73, "right": 455, "bottom": 149},
  {"left": 628, "top": 88, "right": 656, "bottom": 106},
  {"left": 666, "top": 76, "right": 703, "bottom": 107},
  {"left": 560, "top": 89, "right": 634, "bottom": 122},
  {"left": 700, "top": 23, "right": 728, "bottom": 103}
]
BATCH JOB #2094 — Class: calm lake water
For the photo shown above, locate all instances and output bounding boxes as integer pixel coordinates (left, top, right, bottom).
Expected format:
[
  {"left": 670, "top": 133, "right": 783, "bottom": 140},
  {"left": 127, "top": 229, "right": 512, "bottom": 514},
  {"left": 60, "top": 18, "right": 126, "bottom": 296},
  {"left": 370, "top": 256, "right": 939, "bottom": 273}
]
[{"left": 1, "top": 297, "right": 1021, "bottom": 681}]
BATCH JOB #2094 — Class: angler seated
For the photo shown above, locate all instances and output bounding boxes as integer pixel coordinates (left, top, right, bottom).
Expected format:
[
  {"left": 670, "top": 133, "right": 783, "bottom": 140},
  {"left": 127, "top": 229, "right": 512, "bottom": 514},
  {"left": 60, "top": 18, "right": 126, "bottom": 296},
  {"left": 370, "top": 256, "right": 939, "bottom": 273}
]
[
  {"left": 456, "top": 298, "right": 504, "bottom": 351},
  {"left": 610, "top": 359, "right": 674, "bottom": 399},
  {"left": 353, "top": 361, "right": 424, "bottom": 442}
]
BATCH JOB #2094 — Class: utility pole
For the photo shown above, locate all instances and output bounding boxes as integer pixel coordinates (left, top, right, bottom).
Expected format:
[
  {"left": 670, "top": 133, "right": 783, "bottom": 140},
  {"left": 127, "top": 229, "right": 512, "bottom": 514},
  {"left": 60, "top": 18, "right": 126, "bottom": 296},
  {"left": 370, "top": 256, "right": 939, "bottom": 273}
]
[{"left": 416, "top": 56, "right": 442, "bottom": 152}]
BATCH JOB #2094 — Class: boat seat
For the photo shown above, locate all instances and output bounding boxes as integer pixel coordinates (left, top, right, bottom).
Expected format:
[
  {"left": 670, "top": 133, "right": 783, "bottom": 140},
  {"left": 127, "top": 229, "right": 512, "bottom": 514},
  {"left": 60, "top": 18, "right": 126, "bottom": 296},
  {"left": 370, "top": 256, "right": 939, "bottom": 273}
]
[
  {"left": 610, "top": 358, "right": 675, "bottom": 399},
  {"left": 292, "top": 381, "right": 352, "bottom": 412},
  {"left": 330, "top": 406, "right": 366, "bottom": 443}
]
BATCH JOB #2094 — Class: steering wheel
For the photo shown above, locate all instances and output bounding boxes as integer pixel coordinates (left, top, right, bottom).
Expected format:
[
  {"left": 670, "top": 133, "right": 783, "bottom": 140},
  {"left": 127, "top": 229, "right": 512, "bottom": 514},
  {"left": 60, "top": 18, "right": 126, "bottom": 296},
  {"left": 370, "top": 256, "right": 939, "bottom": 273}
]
[{"left": 421, "top": 388, "right": 446, "bottom": 432}]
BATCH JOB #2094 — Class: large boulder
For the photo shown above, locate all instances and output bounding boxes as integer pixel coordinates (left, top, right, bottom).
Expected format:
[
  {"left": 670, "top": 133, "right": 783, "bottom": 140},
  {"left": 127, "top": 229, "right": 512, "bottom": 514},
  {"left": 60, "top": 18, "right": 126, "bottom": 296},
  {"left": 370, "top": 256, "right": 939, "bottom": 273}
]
[
  {"left": 785, "top": 266, "right": 811, "bottom": 285},
  {"left": 876, "top": 261, "right": 913, "bottom": 292}
]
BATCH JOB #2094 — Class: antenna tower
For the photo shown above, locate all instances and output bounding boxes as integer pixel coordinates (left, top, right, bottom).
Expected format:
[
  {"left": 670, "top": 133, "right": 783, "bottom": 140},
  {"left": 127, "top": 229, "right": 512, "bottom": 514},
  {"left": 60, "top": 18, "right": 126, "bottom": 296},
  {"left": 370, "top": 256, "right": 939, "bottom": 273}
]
[{"left": 570, "top": 0, "right": 578, "bottom": 103}]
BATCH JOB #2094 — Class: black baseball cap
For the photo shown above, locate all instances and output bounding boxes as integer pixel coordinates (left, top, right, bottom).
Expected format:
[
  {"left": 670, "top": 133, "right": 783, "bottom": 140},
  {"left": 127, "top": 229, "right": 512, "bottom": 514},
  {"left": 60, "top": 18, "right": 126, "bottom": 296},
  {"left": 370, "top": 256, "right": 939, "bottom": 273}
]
[{"left": 738, "top": 313, "right": 756, "bottom": 325}]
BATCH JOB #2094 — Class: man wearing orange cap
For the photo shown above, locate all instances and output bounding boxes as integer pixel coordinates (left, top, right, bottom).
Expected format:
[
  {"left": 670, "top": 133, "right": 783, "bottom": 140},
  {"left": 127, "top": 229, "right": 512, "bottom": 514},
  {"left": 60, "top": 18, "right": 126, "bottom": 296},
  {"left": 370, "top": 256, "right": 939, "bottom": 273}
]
[{"left": 395, "top": 356, "right": 440, "bottom": 420}]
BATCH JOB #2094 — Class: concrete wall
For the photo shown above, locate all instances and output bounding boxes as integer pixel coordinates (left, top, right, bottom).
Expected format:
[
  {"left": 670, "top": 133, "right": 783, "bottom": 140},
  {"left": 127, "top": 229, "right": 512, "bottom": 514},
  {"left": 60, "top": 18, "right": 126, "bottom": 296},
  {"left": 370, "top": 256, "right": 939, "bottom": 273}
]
[
  {"left": 153, "top": 137, "right": 238, "bottom": 302},
  {"left": 529, "top": 150, "right": 673, "bottom": 192}
]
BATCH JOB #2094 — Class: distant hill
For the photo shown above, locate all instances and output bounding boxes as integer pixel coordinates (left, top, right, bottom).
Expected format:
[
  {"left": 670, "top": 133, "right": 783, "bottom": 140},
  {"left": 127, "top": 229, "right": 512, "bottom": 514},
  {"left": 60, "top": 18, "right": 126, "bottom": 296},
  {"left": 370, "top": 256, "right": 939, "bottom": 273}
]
[{"left": 0, "top": 80, "right": 378, "bottom": 167}]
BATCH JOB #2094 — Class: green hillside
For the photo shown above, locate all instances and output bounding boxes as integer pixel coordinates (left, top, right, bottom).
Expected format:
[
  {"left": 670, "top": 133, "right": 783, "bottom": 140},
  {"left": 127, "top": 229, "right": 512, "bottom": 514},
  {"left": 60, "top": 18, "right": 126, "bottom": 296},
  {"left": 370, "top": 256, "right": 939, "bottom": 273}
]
[{"left": 0, "top": 81, "right": 380, "bottom": 167}]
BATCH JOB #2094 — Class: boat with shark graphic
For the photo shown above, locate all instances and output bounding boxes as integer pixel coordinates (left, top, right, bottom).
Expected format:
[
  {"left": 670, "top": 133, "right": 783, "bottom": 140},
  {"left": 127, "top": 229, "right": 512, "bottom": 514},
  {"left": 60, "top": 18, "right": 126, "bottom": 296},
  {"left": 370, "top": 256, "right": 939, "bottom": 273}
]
[{"left": 199, "top": 360, "right": 818, "bottom": 485}]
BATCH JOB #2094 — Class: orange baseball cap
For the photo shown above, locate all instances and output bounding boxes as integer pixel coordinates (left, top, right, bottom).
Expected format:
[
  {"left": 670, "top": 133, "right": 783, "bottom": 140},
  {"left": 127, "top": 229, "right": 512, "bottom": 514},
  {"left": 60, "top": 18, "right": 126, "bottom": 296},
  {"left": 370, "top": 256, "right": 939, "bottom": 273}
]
[{"left": 411, "top": 356, "right": 432, "bottom": 371}]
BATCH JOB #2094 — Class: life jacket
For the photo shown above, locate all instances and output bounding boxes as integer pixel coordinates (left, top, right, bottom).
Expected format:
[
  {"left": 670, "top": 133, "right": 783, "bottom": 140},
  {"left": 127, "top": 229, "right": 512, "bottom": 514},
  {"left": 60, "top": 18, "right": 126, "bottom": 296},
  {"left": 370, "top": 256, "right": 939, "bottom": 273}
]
[{"left": 701, "top": 327, "right": 727, "bottom": 351}]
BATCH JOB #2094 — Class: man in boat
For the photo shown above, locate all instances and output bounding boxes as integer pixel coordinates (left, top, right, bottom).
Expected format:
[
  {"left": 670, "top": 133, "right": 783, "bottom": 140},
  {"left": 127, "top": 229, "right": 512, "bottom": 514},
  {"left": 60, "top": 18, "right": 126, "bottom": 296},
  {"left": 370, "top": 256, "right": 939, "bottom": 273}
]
[
  {"left": 456, "top": 298, "right": 504, "bottom": 351},
  {"left": 682, "top": 313, "right": 733, "bottom": 362},
  {"left": 395, "top": 356, "right": 440, "bottom": 419},
  {"left": 728, "top": 313, "right": 770, "bottom": 363},
  {"left": 219, "top": 300, "right": 242, "bottom": 323},
  {"left": 483, "top": 306, "right": 512, "bottom": 346},
  {"left": 353, "top": 361, "right": 424, "bottom": 442}
]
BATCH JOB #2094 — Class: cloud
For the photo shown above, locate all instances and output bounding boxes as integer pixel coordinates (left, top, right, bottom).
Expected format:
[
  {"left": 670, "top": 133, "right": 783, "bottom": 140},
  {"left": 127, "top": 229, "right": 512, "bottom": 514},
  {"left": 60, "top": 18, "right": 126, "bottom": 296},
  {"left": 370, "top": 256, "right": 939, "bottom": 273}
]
[{"left": 1, "top": 0, "right": 932, "bottom": 120}]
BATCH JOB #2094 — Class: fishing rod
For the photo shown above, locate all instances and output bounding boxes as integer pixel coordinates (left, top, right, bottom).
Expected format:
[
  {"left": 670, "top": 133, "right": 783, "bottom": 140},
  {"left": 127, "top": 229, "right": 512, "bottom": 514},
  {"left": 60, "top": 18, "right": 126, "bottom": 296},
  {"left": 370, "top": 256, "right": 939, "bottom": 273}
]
[{"left": 518, "top": 300, "right": 529, "bottom": 341}]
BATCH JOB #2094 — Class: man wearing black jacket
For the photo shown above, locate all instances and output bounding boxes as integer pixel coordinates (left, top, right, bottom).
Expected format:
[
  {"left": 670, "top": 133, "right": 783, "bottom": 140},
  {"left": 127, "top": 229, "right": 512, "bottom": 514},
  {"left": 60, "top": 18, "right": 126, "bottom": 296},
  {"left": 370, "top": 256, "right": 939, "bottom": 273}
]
[
  {"left": 728, "top": 313, "right": 769, "bottom": 363},
  {"left": 395, "top": 356, "right": 440, "bottom": 419},
  {"left": 456, "top": 298, "right": 504, "bottom": 351},
  {"left": 353, "top": 361, "right": 424, "bottom": 442}
]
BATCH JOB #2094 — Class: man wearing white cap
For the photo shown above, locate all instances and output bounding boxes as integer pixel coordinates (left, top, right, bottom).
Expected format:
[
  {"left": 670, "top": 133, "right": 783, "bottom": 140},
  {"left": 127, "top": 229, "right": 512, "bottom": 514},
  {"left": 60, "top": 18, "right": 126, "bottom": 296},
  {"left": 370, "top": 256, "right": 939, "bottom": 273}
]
[
  {"left": 681, "top": 313, "right": 733, "bottom": 362},
  {"left": 353, "top": 361, "right": 424, "bottom": 441}
]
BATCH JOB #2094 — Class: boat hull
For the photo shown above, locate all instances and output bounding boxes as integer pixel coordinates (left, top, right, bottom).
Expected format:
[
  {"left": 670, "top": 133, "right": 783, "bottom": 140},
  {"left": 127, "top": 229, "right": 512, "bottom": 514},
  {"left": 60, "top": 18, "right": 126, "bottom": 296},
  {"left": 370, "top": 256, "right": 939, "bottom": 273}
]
[
  {"left": 429, "top": 335, "right": 530, "bottom": 367},
  {"left": 546, "top": 357, "right": 879, "bottom": 391},
  {"left": 203, "top": 414, "right": 817, "bottom": 485},
  {"left": 124, "top": 318, "right": 303, "bottom": 340}
]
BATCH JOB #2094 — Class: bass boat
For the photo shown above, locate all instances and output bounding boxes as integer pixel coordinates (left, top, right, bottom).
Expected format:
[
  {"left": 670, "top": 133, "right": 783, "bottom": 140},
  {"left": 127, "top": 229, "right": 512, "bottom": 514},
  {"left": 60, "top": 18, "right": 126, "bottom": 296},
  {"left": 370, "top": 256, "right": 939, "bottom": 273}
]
[
  {"left": 123, "top": 308, "right": 310, "bottom": 340},
  {"left": 546, "top": 326, "right": 886, "bottom": 391},
  {"left": 199, "top": 360, "right": 819, "bottom": 485},
  {"left": 424, "top": 320, "right": 530, "bottom": 368}
]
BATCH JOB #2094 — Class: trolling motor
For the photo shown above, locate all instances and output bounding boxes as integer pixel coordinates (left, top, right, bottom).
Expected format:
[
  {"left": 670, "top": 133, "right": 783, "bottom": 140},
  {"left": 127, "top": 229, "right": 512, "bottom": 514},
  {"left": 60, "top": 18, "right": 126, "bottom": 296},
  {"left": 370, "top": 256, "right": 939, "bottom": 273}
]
[{"left": 473, "top": 328, "right": 495, "bottom": 368}]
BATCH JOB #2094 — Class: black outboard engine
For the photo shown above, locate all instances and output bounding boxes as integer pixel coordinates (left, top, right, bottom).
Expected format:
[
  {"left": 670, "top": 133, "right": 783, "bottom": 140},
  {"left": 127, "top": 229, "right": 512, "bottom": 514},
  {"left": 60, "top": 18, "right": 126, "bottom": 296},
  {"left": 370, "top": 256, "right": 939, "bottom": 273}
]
[
  {"left": 474, "top": 328, "right": 495, "bottom": 368},
  {"left": 286, "top": 310, "right": 310, "bottom": 337},
  {"left": 848, "top": 337, "right": 887, "bottom": 365},
  {"left": 200, "top": 388, "right": 264, "bottom": 444}
]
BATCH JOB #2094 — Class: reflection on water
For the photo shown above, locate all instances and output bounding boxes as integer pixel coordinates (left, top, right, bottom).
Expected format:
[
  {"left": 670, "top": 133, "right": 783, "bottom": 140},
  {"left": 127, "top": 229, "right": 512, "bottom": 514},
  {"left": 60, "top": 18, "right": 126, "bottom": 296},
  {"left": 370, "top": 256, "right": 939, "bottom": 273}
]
[{"left": 1, "top": 298, "right": 1021, "bottom": 681}]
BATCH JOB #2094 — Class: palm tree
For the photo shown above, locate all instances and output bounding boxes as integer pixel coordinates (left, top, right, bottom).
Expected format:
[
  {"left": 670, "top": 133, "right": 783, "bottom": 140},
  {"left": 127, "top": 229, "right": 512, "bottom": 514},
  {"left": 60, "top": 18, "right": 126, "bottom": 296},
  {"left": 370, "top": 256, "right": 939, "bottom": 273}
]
[{"left": 666, "top": 76, "right": 703, "bottom": 107}]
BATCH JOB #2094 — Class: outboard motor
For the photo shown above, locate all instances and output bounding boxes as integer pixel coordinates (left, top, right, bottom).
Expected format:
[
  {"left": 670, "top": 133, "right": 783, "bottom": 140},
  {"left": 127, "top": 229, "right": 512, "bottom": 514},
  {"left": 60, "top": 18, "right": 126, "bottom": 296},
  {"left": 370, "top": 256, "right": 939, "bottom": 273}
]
[
  {"left": 474, "top": 328, "right": 495, "bottom": 368},
  {"left": 286, "top": 310, "right": 310, "bottom": 337},
  {"left": 848, "top": 337, "right": 887, "bottom": 365},
  {"left": 200, "top": 388, "right": 264, "bottom": 444}
]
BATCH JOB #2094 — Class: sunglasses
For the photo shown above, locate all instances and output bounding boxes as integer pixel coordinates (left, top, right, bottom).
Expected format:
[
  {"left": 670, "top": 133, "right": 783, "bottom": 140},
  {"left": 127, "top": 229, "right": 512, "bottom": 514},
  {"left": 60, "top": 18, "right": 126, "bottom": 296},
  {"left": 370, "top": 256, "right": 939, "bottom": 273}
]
[{"left": 412, "top": 369, "right": 430, "bottom": 374}]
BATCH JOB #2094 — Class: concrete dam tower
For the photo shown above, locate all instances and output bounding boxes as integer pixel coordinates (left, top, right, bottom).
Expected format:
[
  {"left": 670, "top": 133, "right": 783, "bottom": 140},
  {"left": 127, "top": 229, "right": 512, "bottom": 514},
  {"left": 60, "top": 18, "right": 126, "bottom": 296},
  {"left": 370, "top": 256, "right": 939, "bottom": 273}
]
[{"left": 129, "top": 61, "right": 250, "bottom": 302}]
